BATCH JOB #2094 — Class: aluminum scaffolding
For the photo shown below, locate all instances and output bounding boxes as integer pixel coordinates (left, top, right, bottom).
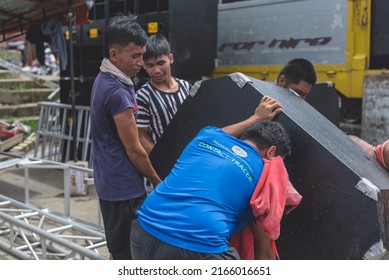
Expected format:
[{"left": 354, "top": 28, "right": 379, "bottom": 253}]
[
  {"left": 0, "top": 194, "right": 107, "bottom": 260},
  {"left": 0, "top": 101, "right": 105, "bottom": 259}
]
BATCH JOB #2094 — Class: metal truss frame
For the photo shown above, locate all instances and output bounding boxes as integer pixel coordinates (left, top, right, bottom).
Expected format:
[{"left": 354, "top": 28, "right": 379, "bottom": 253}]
[
  {"left": 0, "top": 194, "right": 107, "bottom": 260},
  {"left": 0, "top": 99, "right": 104, "bottom": 260}
]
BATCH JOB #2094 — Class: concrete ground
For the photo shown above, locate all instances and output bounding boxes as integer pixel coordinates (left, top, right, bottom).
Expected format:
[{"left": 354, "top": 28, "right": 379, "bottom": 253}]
[{"left": 0, "top": 158, "right": 109, "bottom": 260}]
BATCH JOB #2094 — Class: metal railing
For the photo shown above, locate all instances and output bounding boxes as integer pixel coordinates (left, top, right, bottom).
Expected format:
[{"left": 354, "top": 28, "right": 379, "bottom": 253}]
[
  {"left": 34, "top": 101, "right": 92, "bottom": 167},
  {"left": 16, "top": 157, "right": 95, "bottom": 218}
]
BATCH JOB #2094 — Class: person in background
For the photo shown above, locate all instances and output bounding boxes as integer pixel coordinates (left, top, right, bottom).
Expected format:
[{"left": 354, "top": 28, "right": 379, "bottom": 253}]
[
  {"left": 276, "top": 58, "right": 317, "bottom": 99},
  {"left": 90, "top": 15, "right": 161, "bottom": 260}
]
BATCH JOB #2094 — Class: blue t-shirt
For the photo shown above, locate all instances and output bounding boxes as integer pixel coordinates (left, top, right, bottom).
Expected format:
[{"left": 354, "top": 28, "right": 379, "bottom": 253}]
[
  {"left": 90, "top": 71, "right": 144, "bottom": 201},
  {"left": 137, "top": 126, "right": 264, "bottom": 254}
]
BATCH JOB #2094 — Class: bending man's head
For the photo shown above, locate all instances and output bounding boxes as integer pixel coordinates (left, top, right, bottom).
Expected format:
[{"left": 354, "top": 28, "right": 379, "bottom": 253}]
[
  {"left": 240, "top": 121, "right": 291, "bottom": 160},
  {"left": 277, "top": 58, "right": 317, "bottom": 99}
]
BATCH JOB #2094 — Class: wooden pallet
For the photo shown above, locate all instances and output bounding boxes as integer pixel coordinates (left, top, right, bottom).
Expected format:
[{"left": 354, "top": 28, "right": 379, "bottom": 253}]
[{"left": 0, "top": 133, "right": 23, "bottom": 152}]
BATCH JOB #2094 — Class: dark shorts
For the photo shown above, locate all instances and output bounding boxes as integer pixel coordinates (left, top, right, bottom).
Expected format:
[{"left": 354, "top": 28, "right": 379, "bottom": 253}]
[
  {"left": 130, "top": 218, "right": 240, "bottom": 260},
  {"left": 99, "top": 194, "right": 146, "bottom": 260}
]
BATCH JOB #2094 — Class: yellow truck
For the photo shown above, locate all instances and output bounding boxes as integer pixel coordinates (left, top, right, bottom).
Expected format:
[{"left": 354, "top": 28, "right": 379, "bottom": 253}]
[{"left": 213, "top": 0, "right": 388, "bottom": 131}]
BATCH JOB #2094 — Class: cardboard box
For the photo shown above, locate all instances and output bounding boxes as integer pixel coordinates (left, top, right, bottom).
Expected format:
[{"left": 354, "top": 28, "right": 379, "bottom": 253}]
[{"left": 66, "top": 160, "right": 88, "bottom": 196}]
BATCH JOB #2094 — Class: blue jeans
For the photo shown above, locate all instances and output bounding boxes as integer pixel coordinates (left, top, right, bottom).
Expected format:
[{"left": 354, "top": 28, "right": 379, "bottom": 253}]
[{"left": 130, "top": 219, "right": 240, "bottom": 260}]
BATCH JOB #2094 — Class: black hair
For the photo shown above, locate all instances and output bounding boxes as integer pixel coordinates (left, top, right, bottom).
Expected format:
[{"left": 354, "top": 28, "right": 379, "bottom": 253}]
[
  {"left": 278, "top": 58, "right": 317, "bottom": 85},
  {"left": 143, "top": 34, "right": 171, "bottom": 61},
  {"left": 103, "top": 15, "right": 148, "bottom": 58},
  {"left": 240, "top": 121, "right": 291, "bottom": 158}
]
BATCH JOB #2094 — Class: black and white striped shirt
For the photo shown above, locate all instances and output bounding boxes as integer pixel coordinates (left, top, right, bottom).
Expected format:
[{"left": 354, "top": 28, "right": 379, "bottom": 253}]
[{"left": 136, "top": 78, "right": 191, "bottom": 143}]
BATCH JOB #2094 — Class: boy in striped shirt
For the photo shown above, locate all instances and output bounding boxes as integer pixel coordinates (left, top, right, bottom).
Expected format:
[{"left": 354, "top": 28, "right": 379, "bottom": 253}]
[
  {"left": 136, "top": 35, "right": 191, "bottom": 192},
  {"left": 136, "top": 34, "right": 192, "bottom": 154}
]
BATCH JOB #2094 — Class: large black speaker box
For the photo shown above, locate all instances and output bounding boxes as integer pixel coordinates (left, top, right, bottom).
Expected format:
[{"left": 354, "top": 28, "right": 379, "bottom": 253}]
[
  {"left": 136, "top": 0, "right": 218, "bottom": 84},
  {"left": 305, "top": 82, "right": 340, "bottom": 127},
  {"left": 149, "top": 73, "right": 389, "bottom": 260}
]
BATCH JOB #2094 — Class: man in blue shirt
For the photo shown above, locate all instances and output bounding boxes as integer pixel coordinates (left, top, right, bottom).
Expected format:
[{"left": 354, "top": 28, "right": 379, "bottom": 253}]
[{"left": 130, "top": 96, "right": 291, "bottom": 259}]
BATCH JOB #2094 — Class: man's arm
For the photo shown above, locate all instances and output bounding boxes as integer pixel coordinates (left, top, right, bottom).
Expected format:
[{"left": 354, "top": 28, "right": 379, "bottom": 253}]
[
  {"left": 138, "top": 127, "right": 155, "bottom": 154},
  {"left": 114, "top": 108, "right": 161, "bottom": 186},
  {"left": 222, "top": 96, "right": 282, "bottom": 137},
  {"left": 251, "top": 221, "right": 276, "bottom": 260},
  {"left": 348, "top": 135, "right": 374, "bottom": 157},
  {"left": 383, "top": 141, "right": 389, "bottom": 169}
]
